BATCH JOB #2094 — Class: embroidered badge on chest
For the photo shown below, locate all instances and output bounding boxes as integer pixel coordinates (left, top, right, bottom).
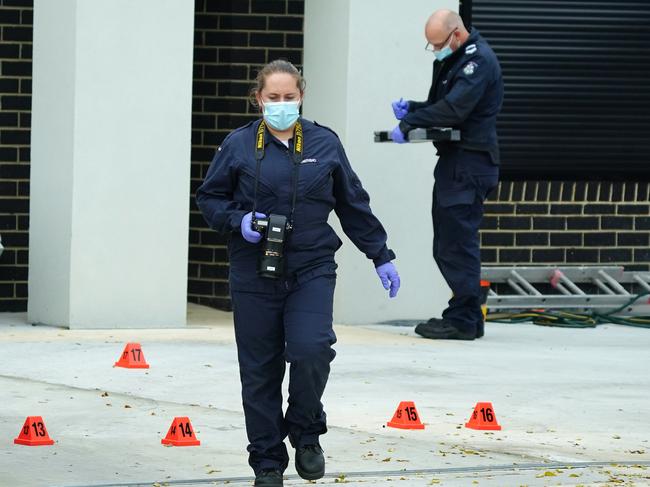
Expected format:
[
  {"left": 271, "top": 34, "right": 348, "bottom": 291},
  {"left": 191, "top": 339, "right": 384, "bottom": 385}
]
[{"left": 463, "top": 61, "right": 478, "bottom": 76}]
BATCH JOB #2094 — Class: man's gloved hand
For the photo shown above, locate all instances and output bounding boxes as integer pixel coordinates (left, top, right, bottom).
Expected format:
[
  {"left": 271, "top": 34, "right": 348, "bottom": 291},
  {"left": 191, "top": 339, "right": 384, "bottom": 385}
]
[
  {"left": 241, "top": 212, "right": 266, "bottom": 244},
  {"left": 391, "top": 125, "right": 407, "bottom": 144},
  {"left": 391, "top": 98, "right": 409, "bottom": 120},
  {"left": 376, "top": 262, "right": 401, "bottom": 298}
]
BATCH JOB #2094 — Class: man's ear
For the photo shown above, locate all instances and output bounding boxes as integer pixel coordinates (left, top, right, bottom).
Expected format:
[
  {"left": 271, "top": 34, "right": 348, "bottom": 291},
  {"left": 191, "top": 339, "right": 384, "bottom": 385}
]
[{"left": 453, "top": 29, "right": 462, "bottom": 48}]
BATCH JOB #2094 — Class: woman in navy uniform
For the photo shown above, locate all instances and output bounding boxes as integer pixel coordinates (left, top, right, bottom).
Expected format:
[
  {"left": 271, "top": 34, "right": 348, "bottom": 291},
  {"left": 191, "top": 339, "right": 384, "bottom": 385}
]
[{"left": 196, "top": 60, "right": 400, "bottom": 486}]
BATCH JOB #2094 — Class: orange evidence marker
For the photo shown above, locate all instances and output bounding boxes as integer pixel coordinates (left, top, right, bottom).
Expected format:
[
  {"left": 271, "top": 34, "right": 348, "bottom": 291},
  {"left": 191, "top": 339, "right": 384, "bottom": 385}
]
[
  {"left": 386, "top": 401, "right": 425, "bottom": 430},
  {"left": 14, "top": 416, "right": 54, "bottom": 446},
  {"left": 465, "top": 402, "right": 502, "bottom": 430},
  {"left": 161, "top": 417, "right": 200, "bottom": 446},
  {"left": 114, "top": 342, "right": 149, "bottom": 369}
]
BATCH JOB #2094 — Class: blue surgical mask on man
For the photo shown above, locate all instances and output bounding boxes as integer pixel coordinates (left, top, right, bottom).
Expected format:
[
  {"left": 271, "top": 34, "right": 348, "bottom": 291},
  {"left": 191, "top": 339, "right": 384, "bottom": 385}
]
[
  {"left": 434, "top": 41, "right": 453, "bottom": 61},
  {"left": 262, "top": 101, "right": 301, "bottom": 130},
  {"left": 431, "top": 28, "right": 457, "bottom": 61}
]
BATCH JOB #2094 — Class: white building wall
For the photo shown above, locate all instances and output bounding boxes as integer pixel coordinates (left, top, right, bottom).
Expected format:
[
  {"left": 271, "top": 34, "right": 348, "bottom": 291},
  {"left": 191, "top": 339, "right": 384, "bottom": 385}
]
[
  {"left": 304, "top": 0, "right": 458, "bottom": 324},
  {"left": 27, "top": 0, "right": 77, "bottom": 326},
  {"left": 28, "top": 0, "right": 194, "bottom": 329}
]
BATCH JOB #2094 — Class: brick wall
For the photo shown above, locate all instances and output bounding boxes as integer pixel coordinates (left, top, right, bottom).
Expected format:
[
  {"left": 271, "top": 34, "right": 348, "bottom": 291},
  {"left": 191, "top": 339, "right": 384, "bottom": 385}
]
[
  {"left": 188, "top": 0, "right": 304, "bottom": 310},
  {"left": 481, "top": 181, "right": 650, "bottom": 271},
  {"left": 0, "top": 0, "right": 32, "bottom": 311}
]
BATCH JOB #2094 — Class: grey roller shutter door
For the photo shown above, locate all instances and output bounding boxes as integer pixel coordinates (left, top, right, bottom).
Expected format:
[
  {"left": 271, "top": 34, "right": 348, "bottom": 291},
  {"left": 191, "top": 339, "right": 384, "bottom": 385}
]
[{"left": 464, "top": 0, "right": 650, "bottom": 180}]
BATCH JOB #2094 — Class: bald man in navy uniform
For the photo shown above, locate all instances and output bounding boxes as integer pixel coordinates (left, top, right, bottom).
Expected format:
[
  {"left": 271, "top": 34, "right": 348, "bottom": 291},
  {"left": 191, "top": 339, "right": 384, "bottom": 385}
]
[{"left": 391, "top": 10, "right": 503, "bottom": 340}]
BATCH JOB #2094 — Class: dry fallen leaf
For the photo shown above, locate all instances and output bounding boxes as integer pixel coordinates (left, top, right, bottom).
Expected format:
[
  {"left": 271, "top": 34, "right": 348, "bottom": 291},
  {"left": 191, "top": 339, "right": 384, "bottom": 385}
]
[
  {"left": 461, "top": 449, "right": 480, "bottom": 456},
  {"left": 536, "top": 471, "right": 556, "bottom": 478}
]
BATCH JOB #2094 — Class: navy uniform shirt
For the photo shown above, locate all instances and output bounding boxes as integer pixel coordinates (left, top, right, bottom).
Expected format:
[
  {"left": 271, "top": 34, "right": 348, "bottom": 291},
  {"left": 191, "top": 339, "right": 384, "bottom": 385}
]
[
  {"left": 399, "top": 28, "right": 504, "bottom": 164},
  {"left": 196, "top": 118, "right": 395, "bottom": 292}
]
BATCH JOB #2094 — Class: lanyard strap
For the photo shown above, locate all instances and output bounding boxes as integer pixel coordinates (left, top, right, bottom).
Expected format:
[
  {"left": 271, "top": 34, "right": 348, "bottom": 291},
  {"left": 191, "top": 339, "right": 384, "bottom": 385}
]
[
  {"left": 255, "top": 119, "right": 303, "bottom": 162},
  {"left": 252, "top": 120, "right": 303, "bottom": 230}
]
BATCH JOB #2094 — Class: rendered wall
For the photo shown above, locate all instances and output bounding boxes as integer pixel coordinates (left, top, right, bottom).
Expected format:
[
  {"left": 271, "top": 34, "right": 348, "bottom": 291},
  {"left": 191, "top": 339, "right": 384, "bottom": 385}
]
[
  {"left": 303, "top": 0, "right": 458, "bottom": 324},
  {"left": 28, "top": 0, "right": 194, "bottom": 328}
]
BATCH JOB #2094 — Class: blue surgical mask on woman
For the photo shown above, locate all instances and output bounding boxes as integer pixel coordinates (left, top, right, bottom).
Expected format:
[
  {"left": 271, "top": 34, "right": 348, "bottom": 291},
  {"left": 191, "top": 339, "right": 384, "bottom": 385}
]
[{"left": 262, "top": 100, "right": 301, "bottom": 130}]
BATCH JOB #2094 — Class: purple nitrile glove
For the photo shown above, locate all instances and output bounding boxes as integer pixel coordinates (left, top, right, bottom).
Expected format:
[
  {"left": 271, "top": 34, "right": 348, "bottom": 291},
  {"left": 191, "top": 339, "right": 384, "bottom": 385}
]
[
  {"left": 241, "top": 211, "right": 266, "bottom": 244},
  {"left": 391, "top": 125, "right": 407, "bottom": 144},
  {"left": 376, "top": 262, "right": 401, "bottom": 298},
  {"left": 391, "top": 97, "right": 409, "bottom": 120}
]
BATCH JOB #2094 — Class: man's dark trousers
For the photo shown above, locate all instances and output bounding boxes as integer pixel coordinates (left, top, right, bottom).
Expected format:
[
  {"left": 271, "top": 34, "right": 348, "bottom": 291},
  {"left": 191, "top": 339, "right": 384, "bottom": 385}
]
[
  {"left": 432, "top": 148, "right": 498, "bottom": 335},
  {"left": 231, "top": 273, "right": 337, "bottom": 474}
]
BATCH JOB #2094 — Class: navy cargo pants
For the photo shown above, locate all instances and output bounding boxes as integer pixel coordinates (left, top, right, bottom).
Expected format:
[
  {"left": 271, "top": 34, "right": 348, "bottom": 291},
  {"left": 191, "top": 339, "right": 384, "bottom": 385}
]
[
  {"left": 230, "top": 272, "right": 337, "bottom": 474},
  {"left": 432, "top": 148, "right": 498, "bottom": 335}
]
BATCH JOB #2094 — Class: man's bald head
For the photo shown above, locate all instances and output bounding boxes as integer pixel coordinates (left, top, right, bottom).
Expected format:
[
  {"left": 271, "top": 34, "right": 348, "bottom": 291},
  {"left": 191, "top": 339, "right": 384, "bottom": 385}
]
[{"left": 425, "top": 9, "right": 469, "bottom": 50}]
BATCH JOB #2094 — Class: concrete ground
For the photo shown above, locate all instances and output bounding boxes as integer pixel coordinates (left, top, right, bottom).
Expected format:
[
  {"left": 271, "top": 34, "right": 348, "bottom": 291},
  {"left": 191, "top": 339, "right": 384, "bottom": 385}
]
[{"left": 0, "top": 304, "right": 649, "bottom": 487}]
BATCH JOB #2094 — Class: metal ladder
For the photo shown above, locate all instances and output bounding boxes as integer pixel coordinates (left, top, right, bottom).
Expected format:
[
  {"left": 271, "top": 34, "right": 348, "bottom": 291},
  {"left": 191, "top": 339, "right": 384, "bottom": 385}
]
[{"left": 481, "top": 266, "right": 650, "bottom": 315}]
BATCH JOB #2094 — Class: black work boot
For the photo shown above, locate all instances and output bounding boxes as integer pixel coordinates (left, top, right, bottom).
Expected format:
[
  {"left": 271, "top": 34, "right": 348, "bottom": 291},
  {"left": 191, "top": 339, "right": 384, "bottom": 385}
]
[
  {"left": 295, "top": 444, "right": 325, "bottom": 480},
  {"left": 254, "top": 469, "right": 283, "bottom": 486},
  {"left": 419, "top": 317, "right": 443, "bottom": 326},
  {"left": 476, "top": 320, "right": 485, "bottom": 339},
  {"left": 417, "top": 317, "right": 484, "bottom": 339},
  {"left": 414, "top": 319, "right": 475, "bottom": 340}
]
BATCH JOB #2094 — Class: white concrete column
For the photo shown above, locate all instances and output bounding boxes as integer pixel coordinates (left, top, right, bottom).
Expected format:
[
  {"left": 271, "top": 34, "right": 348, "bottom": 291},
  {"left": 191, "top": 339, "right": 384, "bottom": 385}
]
[
  {"left": 303, "top": 0, "right": 458, "bottom": 325},
  {"left": 28, "top": 0, "right": 195, "bottom": 329}
]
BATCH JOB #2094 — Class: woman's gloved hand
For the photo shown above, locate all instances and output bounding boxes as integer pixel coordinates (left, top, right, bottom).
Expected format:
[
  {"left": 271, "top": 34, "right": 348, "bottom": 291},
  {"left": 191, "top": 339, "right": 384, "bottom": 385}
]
[
  {"left": 240, "top": 212, "right": 266, "bottom": 244},
  {"left": 391, "top": 97, "right": 409, "bottom": 120},
  {"left": 376, "top": 262, "right": 401, "bottom": 298}
]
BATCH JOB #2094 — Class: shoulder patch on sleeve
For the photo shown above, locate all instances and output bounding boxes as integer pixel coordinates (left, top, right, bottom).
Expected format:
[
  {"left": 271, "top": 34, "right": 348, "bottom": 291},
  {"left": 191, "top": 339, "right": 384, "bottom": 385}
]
[
  {"left": 463, "top": 61, "right": 478, "bottom": 76},
  {"left": 465, "top": 44, "right": 477, "bottom": 55},
  {"left": 313, "top": 120, "right": 340, "bottom": 139}
]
